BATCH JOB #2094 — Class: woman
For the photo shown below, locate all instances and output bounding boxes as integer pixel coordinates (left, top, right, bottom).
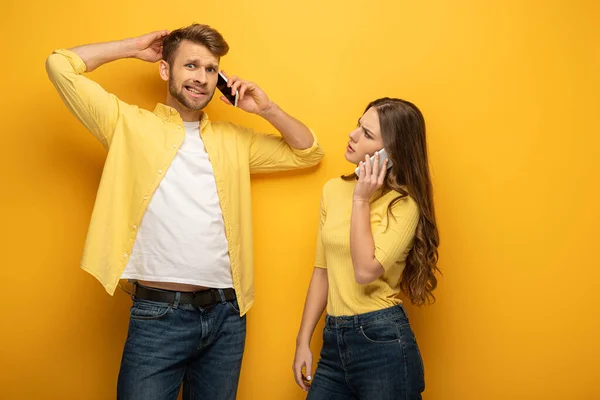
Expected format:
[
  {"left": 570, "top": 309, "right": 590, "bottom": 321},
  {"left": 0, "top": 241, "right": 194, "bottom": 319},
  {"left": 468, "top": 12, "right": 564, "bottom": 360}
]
[{"left": 293, "top": 98, "right": 440, "bottom": 399}]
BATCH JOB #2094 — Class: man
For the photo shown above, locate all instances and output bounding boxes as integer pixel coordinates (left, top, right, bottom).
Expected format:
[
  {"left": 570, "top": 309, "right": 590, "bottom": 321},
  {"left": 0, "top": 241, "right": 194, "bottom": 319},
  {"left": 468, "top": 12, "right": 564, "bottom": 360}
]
[{"left": 46, "top": 23, "right": 324, "bottom": 400}]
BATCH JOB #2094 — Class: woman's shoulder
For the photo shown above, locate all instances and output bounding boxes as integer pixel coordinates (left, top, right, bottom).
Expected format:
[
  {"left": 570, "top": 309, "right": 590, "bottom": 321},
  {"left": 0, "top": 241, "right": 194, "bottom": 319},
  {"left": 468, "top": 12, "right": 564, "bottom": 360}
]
[
  {"left": 382, "top": 188, "right": 420, "bottom": 215},
  {"left": 322, "top": 176, "right": 356, "bottom": 197}
]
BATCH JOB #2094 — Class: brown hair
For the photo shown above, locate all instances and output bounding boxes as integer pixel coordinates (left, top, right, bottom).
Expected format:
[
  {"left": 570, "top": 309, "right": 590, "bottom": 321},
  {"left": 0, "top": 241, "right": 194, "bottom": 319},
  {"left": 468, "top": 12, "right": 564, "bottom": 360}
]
[
  {"left": 343, "top": 98, "right": 440, "bottom": 305},
  {"left": 162, "top": 23, "right": 229, "bottom": 64}
]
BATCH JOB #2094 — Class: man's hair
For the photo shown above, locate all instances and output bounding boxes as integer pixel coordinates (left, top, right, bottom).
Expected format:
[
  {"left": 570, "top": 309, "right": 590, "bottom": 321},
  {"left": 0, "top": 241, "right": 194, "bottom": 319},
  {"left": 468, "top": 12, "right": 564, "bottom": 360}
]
[{"left": 162, "top": 23, "right": 229, "bottom": 64}]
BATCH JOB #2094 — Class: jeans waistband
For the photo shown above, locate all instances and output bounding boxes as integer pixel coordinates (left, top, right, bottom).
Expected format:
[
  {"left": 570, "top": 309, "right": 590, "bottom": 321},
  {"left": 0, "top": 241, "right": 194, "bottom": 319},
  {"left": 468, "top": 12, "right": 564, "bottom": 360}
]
[{"left": 325, "top": 304, "right": 408, "bottom": 329}]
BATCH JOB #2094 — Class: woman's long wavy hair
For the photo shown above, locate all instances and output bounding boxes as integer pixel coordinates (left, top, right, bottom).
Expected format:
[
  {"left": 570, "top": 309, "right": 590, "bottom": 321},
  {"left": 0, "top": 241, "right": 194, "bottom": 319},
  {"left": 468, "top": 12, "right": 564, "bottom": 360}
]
[{"left": 343, "top": 98, "right": 440, "bottom": 305}]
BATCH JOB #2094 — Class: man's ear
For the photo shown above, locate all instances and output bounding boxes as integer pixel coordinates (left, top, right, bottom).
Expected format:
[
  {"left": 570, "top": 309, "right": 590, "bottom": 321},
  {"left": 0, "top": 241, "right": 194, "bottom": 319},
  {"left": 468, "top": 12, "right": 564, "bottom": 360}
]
[{"left": 159, "top": 60, "right": 169, "bottom": 82}]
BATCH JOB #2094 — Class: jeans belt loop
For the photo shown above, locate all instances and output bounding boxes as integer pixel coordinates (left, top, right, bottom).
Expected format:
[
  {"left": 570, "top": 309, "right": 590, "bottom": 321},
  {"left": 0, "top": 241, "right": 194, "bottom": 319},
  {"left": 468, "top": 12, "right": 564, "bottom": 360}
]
[
  {"left": 130, "top": 281, "right": 138, "bottom": 301},
  {"left": 173, "top": 292, "right": 181, "bottom": 309},
  {"left": 218, "top": 289, "right": 226, "bottom": 303}
]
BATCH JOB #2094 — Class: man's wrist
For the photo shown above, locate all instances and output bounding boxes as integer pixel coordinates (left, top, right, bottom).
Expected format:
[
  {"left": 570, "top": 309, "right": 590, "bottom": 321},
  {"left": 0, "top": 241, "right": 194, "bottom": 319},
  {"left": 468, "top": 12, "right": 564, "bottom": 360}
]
[
  {"left": 259, "top": 101, "right": 279, "bottom": 119},
  {"left": 120, "top": 38, "right": 141, "bottom": 59}
]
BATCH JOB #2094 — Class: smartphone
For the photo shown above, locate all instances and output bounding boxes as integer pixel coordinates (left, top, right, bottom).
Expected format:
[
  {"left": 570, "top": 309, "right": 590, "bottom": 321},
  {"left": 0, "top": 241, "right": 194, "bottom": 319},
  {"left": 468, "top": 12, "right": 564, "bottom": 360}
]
[
  {"left": 355, "top": 148, "right": 393, "bottom": 177},
  {"left": 216, "top": 71, "right": 239, "bottom": 107}
]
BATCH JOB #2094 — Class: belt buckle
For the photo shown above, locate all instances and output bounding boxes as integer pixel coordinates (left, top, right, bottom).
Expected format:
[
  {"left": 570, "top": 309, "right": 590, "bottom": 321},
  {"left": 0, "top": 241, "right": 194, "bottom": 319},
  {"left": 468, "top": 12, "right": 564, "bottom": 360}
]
[
  {"left": 190, "top": 290, "right": 207, "bottom": 308},
  {"left": 189, "top": 288, "right": 219, "bottom": 309},
  {"left": 190, "top": 290, "right": 200, "bottom": 307}
]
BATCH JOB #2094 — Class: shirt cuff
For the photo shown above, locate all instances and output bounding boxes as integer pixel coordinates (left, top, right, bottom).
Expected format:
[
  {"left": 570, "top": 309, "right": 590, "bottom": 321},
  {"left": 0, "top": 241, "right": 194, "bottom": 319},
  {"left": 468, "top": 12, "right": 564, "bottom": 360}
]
[
  {"left": 291, "top": 128, "right": 322, "bottom": 157},
  {"left": 374, "top": 247, "right": 394, "bottom": 271},
  {"left": 52, "top": 48, "right": 87, "bottom": 74}
]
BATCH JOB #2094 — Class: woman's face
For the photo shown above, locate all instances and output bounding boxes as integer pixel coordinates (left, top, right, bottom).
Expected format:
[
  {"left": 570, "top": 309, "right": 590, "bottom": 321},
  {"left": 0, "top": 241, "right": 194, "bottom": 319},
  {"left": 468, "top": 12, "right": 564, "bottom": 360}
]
[{"left": 344, "top": 107, "right": 385, "bottom": 165}]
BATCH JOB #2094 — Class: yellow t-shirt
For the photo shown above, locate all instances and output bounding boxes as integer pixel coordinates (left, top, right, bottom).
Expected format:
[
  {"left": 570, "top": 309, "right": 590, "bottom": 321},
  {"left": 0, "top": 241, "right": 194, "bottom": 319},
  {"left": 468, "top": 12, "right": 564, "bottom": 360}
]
[{"left": 315, "top": 178, "right": 420, "bottom": 316}]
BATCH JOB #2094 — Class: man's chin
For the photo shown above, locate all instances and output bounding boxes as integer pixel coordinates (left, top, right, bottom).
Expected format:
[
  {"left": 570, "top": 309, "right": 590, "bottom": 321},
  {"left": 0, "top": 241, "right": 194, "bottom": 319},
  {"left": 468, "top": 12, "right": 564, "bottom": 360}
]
[
  {"left": 182, "top": 95, "right": 213, "bottom": 112},
  {"left": 178, "top": 99, "right": 207, "bottom": 112},
  {"left": 170, "top": 91, "right": 211, "bottom": 112},
  {"left": 185, "top": 103, "right": 207, "bottom": 112}
]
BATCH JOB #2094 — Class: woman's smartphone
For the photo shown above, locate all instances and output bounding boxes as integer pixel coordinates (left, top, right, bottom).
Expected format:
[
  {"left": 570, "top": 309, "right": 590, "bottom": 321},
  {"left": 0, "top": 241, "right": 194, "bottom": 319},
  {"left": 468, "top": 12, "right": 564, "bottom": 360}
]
[
  {"left": 355, "top": 148, "right": 393, "bottom": 177},
  {"left": 216, "top": 71, "right": 239, "bottom": 107}
]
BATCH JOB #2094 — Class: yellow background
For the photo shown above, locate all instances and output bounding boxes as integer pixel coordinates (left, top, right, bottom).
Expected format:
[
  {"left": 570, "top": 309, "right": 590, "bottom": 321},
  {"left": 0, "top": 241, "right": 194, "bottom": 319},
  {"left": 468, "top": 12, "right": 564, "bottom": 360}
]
[{"left": 1, "top": 0, "right": 599, "bottom": 399}]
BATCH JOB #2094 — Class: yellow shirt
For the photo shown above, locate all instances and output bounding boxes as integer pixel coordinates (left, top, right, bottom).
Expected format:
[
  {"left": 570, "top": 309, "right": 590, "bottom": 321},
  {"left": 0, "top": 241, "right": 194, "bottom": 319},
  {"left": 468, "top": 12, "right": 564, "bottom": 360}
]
[
  {"left": 45, "top": 49, "right": 325, "bottom": 316},
  {"left": 315, "top": 178, "right": 420, "bottom": 316}
]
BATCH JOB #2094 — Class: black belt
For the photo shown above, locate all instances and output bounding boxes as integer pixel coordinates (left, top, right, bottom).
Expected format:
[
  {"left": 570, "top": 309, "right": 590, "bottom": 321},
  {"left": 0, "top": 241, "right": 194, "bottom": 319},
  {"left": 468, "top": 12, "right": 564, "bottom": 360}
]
[{"left": 133, "top": 283, "right": 236, "bottom": 308}]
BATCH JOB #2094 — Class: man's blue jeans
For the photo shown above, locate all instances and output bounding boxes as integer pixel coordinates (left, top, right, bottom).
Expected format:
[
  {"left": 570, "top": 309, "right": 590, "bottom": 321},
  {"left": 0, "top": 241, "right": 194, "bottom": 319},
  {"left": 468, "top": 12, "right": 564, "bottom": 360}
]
[{"left": 117, "top": 290, "right": 246, "bottom": 400}]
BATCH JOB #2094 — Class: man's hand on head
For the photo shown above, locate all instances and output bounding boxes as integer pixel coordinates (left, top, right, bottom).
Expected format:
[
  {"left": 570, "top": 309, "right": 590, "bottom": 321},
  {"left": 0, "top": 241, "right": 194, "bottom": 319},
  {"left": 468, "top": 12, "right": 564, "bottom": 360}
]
[{"left": 129, "top": 30, "right": 170, "bottom": 63}]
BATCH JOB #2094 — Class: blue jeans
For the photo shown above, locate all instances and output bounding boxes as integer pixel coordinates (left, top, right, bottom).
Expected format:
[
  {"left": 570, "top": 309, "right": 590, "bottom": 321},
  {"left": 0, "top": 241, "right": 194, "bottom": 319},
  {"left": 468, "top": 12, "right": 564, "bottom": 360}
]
[
  {"left": 117, "top": 291, "right": 246, "bottom": 400},
  {"left": 307, "top": 305, "right": 425, "bottom": 400}
]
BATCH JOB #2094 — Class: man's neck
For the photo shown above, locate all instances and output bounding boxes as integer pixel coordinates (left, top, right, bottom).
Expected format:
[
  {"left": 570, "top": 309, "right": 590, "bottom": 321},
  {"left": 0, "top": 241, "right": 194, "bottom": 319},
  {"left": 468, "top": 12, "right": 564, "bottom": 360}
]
[{"left": 165, "top": 97, "right": 203, "bottom": 122}]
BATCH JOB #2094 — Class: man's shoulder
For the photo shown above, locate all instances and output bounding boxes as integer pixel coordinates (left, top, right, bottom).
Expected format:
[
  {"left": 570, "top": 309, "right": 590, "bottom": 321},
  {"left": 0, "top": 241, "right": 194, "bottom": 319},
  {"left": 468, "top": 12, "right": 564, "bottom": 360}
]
[
  {"left": 208, "top": 120, "right": 244, "bottom": 132},
  {"left": 211, "top": 120, "right": 243, "bottom": 130},
  {"left": 208, "top": 120, "right": 256, "bottom": 142}
]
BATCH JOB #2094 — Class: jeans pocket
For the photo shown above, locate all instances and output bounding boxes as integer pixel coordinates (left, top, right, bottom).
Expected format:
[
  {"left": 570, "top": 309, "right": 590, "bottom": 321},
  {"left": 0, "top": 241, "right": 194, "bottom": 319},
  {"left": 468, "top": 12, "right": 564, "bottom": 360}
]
[
  {"left": 226, "top": 298, "right": 240, "bottom": 314},
  {"left": 359, "top": 320, "right": 402, "bottom": 344},
  {"left": 130, "top": 300, "right": 171, "bottom": 321}
]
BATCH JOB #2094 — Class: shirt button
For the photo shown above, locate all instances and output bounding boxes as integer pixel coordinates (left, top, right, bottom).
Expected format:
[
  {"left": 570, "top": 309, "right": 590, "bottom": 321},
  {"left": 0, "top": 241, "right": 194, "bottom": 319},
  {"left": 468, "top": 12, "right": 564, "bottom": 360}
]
[
  {"left": 143, "top": 196, "right": 149, "bottom": 200},
  {"left": 158, "top": 169, "right": 163, "bottom": 174},
  {"left": 177, "top": 126, "right": 181, "bottom": 129},
  {"left": 132, "top": 225, "right": 137, "bottom": 230},
  {"left": 123, "top": 253, "right": 128, "bottom": 258},
  {"left": 173, "top": 145, "right": 177, "bottom": 149}
]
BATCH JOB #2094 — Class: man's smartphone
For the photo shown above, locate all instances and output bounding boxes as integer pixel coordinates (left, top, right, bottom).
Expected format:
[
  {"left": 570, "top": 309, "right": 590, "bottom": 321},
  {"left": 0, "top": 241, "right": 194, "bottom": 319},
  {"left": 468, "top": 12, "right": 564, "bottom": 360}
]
[
  {"left": 355, "top": 148, "right": 393, "bottom": 177},
  {"left": 216, "top": 71, "right": 239, "bottom": 107}
]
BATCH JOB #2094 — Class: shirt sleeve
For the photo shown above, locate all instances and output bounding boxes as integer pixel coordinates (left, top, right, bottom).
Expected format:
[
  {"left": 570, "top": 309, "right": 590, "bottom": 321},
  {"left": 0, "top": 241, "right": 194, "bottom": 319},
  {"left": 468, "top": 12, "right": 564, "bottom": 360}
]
[
  {"left": 373, "top": 196, "right": 420, "bottom": 271},
  {"left": 245, "top": 126, "right": 325, "bottom": 174},
  {"left": 46, "top": 49, "right": 127, "bottom": 149},
  {"left": 314, "top": 184, "right": 328, "bottom": 269}
]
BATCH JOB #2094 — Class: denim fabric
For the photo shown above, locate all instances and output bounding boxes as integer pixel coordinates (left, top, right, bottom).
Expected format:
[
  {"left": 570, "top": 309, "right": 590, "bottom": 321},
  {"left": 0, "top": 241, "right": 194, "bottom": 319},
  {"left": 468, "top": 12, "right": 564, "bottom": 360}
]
[
  {"left": 117, "top": 291, "right": 246, "bottom": 400},
  {"left": 308, "top": 305, "right": 425, "bottom": 400}
]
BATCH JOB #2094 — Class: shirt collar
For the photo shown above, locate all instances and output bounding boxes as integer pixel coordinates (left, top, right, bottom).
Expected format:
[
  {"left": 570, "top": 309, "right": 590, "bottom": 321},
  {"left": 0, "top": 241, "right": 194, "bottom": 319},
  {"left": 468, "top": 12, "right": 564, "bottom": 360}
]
[{"left": 153, "top": 104, "right": 209, "bottom": 129}]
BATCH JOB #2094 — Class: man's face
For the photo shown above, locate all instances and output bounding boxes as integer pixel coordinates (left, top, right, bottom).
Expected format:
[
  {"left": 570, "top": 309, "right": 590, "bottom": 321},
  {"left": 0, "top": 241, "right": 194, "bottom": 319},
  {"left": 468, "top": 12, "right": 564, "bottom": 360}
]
[{"left": 163, "top": 40, "right": 219, "bottom": 111}]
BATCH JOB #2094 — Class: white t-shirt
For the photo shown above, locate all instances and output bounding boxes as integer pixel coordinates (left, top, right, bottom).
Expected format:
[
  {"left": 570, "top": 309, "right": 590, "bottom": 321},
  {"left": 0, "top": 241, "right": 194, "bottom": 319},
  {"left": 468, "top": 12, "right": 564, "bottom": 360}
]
[{"left": 121, "top": 120, "right": 233, "bottom": 288}]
